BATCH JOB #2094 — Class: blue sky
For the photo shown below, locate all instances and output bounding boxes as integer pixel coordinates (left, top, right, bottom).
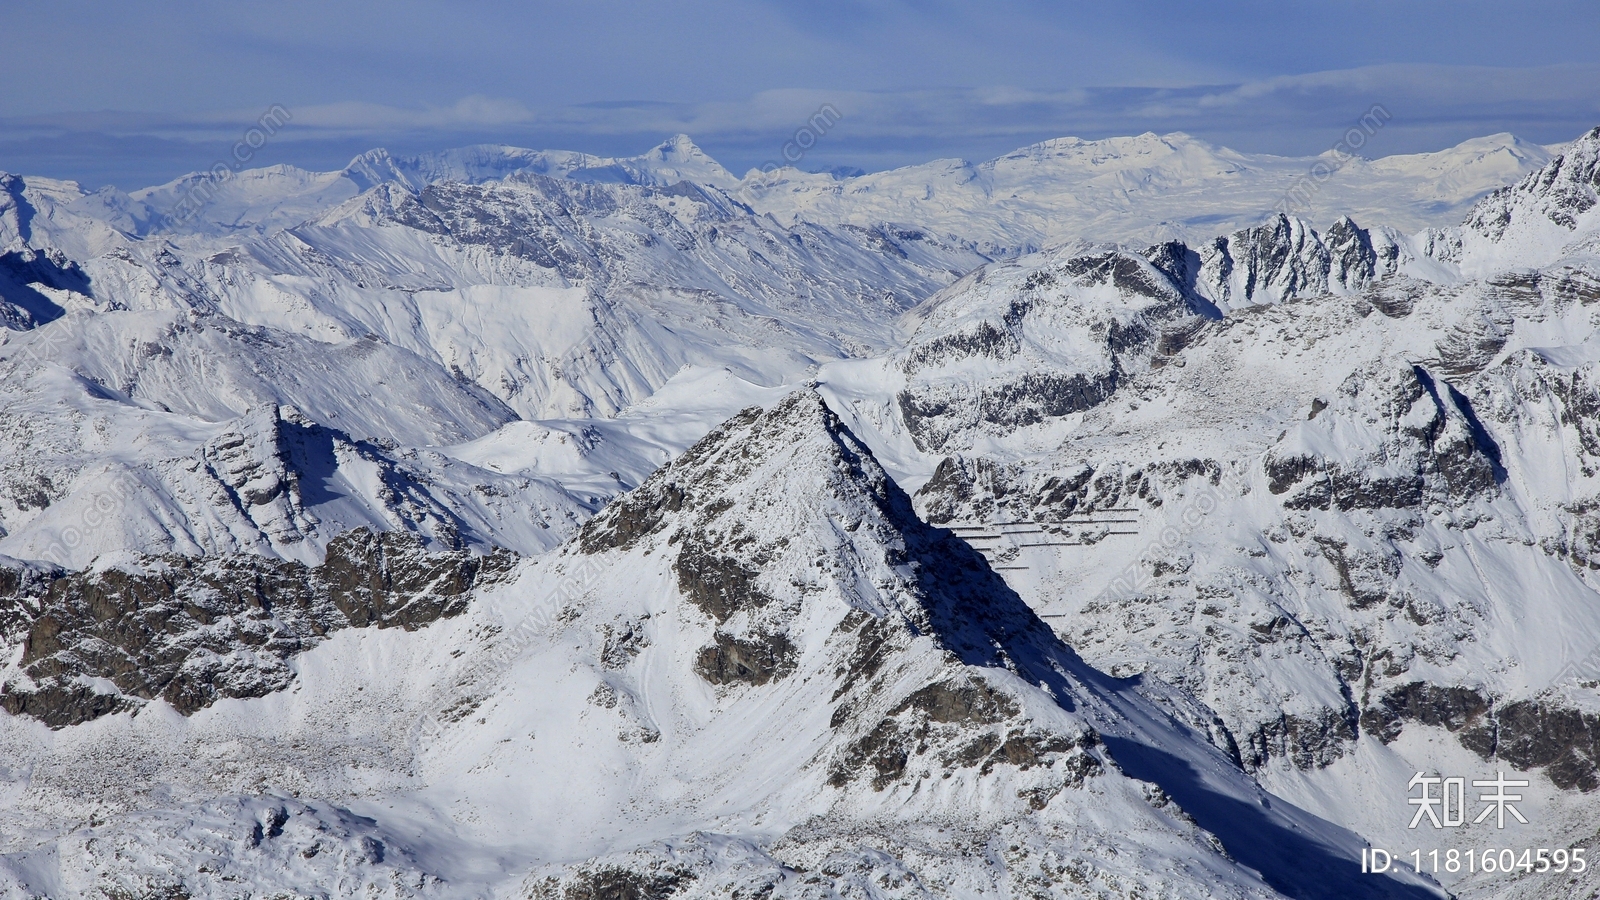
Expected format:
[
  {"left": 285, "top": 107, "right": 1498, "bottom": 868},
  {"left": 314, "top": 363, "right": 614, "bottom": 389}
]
[{"left": 4, "top": 0, "right": 1600, "bottom": 189}]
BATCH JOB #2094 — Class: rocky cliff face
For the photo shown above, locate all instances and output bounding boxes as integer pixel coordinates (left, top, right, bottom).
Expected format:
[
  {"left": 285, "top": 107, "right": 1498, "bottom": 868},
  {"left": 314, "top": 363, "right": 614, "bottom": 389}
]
[
  {"left": 892, "top": 250, "right": 1197, "bottom": 452},
  {"left": 1156, "top": 214, "right": 1406, "bottom": 312},
  {"left": 0, "top": 528, "right": 514, "bottom": 727},
  {"left": 898, "top": 225, "right": 1600, "bottom": 818},
  {"left": 1262, "top": 362, "right": 1503, "bottom": 512}
]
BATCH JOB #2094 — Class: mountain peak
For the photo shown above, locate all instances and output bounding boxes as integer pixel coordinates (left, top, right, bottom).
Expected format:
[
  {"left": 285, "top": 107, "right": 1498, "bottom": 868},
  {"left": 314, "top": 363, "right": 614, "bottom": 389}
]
[
  {"left": 656, "top": 133, "right": 705, "bottom": 157},
  {"left": 578, "top": 390, "right": 899, "bottom": 564},
  {"left": 629, "top": 133, "right": 738, "bottom": 188},
  {"left": 1457, "top": 122, "right": 1600, "bottom": 270}
]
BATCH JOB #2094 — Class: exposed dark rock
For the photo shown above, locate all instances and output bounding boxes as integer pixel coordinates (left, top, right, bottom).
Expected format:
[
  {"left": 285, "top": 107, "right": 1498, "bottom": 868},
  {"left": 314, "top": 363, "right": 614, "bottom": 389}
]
[
  {"left": 892, "top": 676, "right": 1019, "bottom": 725},
  {"left": 830, "top": 610, "right": 899, "bottom": 701},
  {"left": 674, "top": 545, "right": 774, "bottom": 624},
  {"left": 901, "top": 318, "right": 1020, "bottom": 371},
  {"left": 1143, "top": 240, "right": 1209, "bottom": 313},
  {"left": 577, "top": 480, "right": 686, "bottom": 554},
  {"left": 322, "top": 528, "right": 511, "bottom": 629},
  {"left": 1264, "top": 453, "right": 1324, "bottom": 498},
  {"left": 1323, "top": 217, "right": 1382, "bottom": 288},
  {"left": 693, "top": 631, "right": 796, "bottom": 686},
  {"left": 1434, "top": 309, "right": 1512, "bottom": 378},
  {"left": 1360, "top": 682, "right": 1491, "bottom": 744},
  {"left": 1239, "top": 708, "right": 1358, "bottom": 771},
  {"left": 1548, "top": 265, "right": 1600, "bottom": 306},
  {"left": 1460, "top": 700, "right": 1600, "bottom": 792},
  {"left": 577, "top": 409, "right": 761, "bottom": 554},
  {"left": 1061, "top": 251, "right": 1174, "bottom": 302},
  {"left": 599, "top": 619, "right": 652, "bottom": 670},
  {"left": 1365, "top": 279, "right": 1422, "bottom": 318},
  {"left": 913, "top": 454, "right": 1217, "bottom": 526},
  {"left": 897, "top": 368, "right": 1120, "bottom": 453},
  {"left": 1201, "top": 214, "right": 1328, "bottom": 305},
  {"left": 829, "top": 718, "right": 915, "bottom": 790},
  {"left": 1354, "top": 683, "right": 1600, "bottom": 793},
  {"left": 0, "top": 529, "right": 515, "bottom": 727},
  {"left": 912, "top": 456, "right": 1018, "bottom": 525},
  {"left": 529, "top": 865, "right": 695, "bottom": 900},
  {"left": 829, "top": 677, "right": 1100, "bottom": 791}
]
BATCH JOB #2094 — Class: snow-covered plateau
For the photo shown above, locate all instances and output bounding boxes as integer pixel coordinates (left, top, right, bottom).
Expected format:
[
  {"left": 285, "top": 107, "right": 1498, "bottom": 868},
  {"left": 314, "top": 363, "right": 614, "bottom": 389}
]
[{"left": 1, "top": 125, "right": 1599, "bottom": 899}]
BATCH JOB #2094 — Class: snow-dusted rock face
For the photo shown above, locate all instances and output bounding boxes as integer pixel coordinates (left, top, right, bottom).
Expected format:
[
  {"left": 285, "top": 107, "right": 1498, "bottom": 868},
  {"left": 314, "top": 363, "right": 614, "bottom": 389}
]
[
  {"left": 1458, "top": 127, "right": 1600, "bottom": 273},
  {"left": 899, "top": 237, "right": 1600, "bottom": 822},
  {"left": 1184, "top": 214, "right": 1406, "bottom": 311},
  {"left": 1261, "top": 362, "right": 1503, "bottom": 512},
  {"left": 892, "top": 250, "right": 1198, "bottom": 452}
]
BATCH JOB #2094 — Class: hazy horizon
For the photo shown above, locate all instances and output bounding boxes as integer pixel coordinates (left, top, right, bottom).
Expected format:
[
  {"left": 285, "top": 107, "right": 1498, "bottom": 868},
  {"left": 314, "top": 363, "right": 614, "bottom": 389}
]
[{"left": 4, "top": 1, "right": 1598, "bottom": 189}]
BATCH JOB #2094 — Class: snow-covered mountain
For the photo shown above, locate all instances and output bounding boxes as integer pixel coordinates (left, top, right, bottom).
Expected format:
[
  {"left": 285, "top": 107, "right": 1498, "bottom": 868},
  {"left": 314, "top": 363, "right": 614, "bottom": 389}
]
[
  {"left": 2, "top": 124, "right": 1600, "bottom": 898},
  {"left": 739, "top": 131, "right": 1556, "bottom": 253},
  {"left": 0, "top": 391, "right": 1443, "bottom": 900},
  {"left": 50, "top": 135, "right": 744, "bottom": 241}
]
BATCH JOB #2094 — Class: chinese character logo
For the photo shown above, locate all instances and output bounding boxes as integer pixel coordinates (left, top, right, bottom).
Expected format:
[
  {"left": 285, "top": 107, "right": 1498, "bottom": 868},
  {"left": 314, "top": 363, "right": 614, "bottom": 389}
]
[
  {"left": 1408, "top": 770, "right": 1529, "bottom": 829},
  {"left": 1473, "top": 771, "right": 1530, "bottom": 828},
  {"left": 1408, "top": 772, "right": 1465, "bottom": 828}
]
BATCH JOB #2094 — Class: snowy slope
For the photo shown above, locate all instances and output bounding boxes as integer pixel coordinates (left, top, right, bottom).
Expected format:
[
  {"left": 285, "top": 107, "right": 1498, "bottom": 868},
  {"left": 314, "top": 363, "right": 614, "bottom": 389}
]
[
  {"left": 0, "top": 310, "right": 589, "bottom": 567},
  {"left": 0, "top": 392, "right": 1444, "bottom": 899},
  {"left": 62, "top": 173, "right": 987, "bottom": 421}
]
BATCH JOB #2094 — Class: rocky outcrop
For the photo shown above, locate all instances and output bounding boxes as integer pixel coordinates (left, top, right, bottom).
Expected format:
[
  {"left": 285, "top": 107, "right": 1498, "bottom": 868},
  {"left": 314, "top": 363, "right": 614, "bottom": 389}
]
[
  {"left": 693, "top": 631, "right": 796, "bottom": 686},
  {"left": 1239, "top": 708, "right": 1358, "bottom": 771},
  {"left": 893, "top": 251, "right": 1193, "bottom": 452},
  {"left": 0, "top": 528, "right": 515, "bottom": 727},
  {"left": 577, "top": 409, "right": 760, "bottom": 555},
  {"left": 827, "top": 672, "right": 1100, "bottom": 795},
  {"left": 201, "top": 405, "right": 319, "bottom": 546},
  {"left": 527, "top": 864, "right": 695, "bottom": 900},
  {"left": 1465, "top": 127, "right": 1600, "bottom": 240},
  {"left": 896, "top": 369, "right": 1120, "bottom": 452},
  {"left": 1360, "top": 682, "right": 1492, "bottom": 744},
  {"left": 1186, "top": 214, "right": 1403, "bottom": 310},
  {"left": 1353, "top": 681, "right": 1600, "bottom": 792},
  {"left": 913, "top": 453, "right": 1221, "bottom": 525},
  {"left": 1460, "top": 700, "right": 1600, "bottom": 792},
  {"left": 1263, "top": 363, "right": 1502, "bottom": 511}
]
